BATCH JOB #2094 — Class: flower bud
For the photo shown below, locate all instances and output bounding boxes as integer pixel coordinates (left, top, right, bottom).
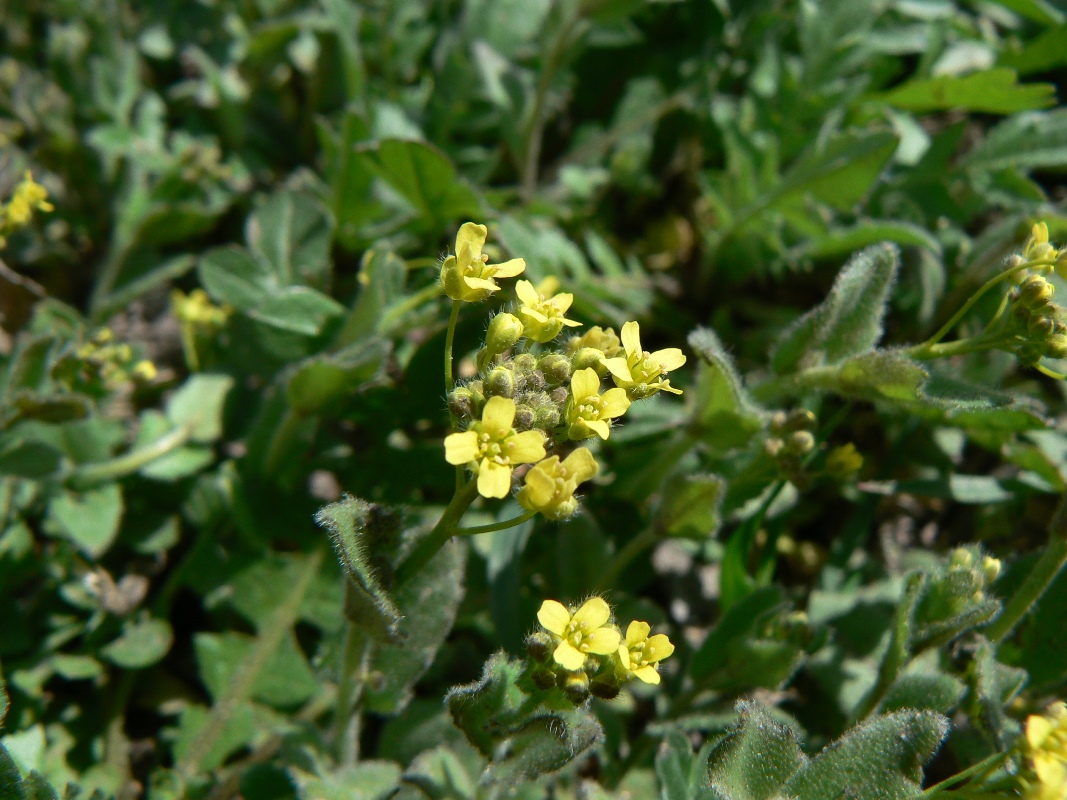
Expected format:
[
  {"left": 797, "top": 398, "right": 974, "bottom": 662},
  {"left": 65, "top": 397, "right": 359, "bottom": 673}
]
[
  {"left": 535, "top": 404, "right": 561, "bottom": 430},
  {"left": 513, "top": 353, "right": 538, "bottom": 373},
  {"left": 538, "top": 353, "right": 572, "bottom": 386},
  {"left": 589, "top": 678, "right": 620, "bottom": 700},
  {"left": 486, "top": 313, "right": 524, "bottom": 355},
  {"left": 1046, "top": 335, "right": 1067, "bottom": 360},
  {"left": 486, "top": 367, "right": 516, "bottom": 398},
  {"left": 782, "top": 409, "right": 817, "bottom": 433},
  {"left": 950, "top": 548, "right": 974, "bottom": 570},
  {"left": 1028, "top": 314, "right": 1056, "bottom": 339},
  {"left": 525, "top": 631, "right": 554, "bottom": 663},
  {"left": 448, "top": 387, "right": 474, "bottom": 420},
  {"left": 982, "top": 555, "right": 1001, "bottom": 584},
  {"left": 764, "top": 437, "right": 784, "bottom": 458},
  {"left": 784, "top": 430, "right": 815, "bottom": 456},
  {"left": 523, "top": 370, "right": 545, "bottom": 393},
  {"left": 550, "top": 386, "right": 569, "bottom": 406},
  {"left": 1055, "top": 250, "right": 1067, "bottom": 281},
  {"left": 531, "top": 668, "right": 556, "bottom": 690},
  {"left": 572, "top": 347, "right": 607, "bottom": 375},
  {"left": 513, "top": 405, "right": 536, "bottom": 431},
  {"left": 1018, "top": 275, "right": 1054, "bottom": 309},
  {"left": 560, "top": 671, "right": 590, "bottom": 705},
  {"left": 1017, "top": 343, "right": 1042, "bottom": 366}
]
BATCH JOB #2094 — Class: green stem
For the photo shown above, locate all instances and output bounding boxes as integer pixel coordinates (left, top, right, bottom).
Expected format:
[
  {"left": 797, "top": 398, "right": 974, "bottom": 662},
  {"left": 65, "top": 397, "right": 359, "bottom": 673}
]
[
  {"left": 456, "top": 510, "right": 537, "bottom": 536},
  {"left": 908, "top": 333, "right": 1006, "bottom": 361},
  {"left": 66, "top": 425, "right": 192, "bottom": 489},
  {"left": 916, "top": 751, "right": 1009, "bottom": 798},
  {"left": 594, "top": 528, "right": 658, "bottom": 593},
  {"left": 334, "top": 608, "right": 372, "bottom": 766},
  {"left": 177, "top": 547, "right": 325, "bottom": 778},
  {"left": 378, "top": 281, "right": 443, "bottom": 332},
  {"left": 394, "top": 480, "right": 479, "bottom": 587},
  {"left": 444, "top": 298, "right": 464, "bottom": 490},
  {"left": 919, "top": 260, "right": 1054, "bottom": 349},
  {"left": 985, "top": 496, "right": 1067, "bottom": 644}
]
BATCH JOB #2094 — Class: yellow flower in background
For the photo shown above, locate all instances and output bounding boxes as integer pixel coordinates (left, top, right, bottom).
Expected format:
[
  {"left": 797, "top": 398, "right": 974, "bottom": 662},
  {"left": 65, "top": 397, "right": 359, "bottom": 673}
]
[
  {"left": 602, "top": 321, "right": 686, "bottom": 399},
  {"left": 517, "top": 447, "right": 599, "bottom": 520},
  {"left": 515, "top": 278, "right": 582, "bottom": 342},
  {"left": 440, "top": 222, "right": 526, "bottom": 303},
  {"left": 537, "top": 597, "right": 621, "bottom": 671},
  {"left": 173, "top": 288, "right": 231, "bottom": 328},
  {"left": 565, "top": 367, "right": 630, "bottom": 441},
  {"left": 615, "top": 621, "right": 675, "bottom": 685},
  {"left": 1020, "top": 702, "right": 1067, "bottom": 800},
  {"left": 444, "top": 396, "right": 546, "bottom": 498},
  {"left": 0, "top": 171, "right": 53, "bottom": 247}
]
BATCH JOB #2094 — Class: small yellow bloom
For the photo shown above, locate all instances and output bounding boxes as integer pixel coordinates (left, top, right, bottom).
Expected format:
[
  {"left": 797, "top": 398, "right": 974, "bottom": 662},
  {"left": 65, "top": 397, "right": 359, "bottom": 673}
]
[
  {"left": 517, "top": 447, "right": 599, "bottom": 520},
  {"left": 173, "top": 288, "right": 231, "bottom": 328},
  {"left": 602, "top": 321, "right": 686, "bottom": 400},
  {"left": 440, "top": 222, "right": 526, "bottom": 303},
  {"left": 537, "top": 597, "right": 621, "bottom": 671},
  {"left": 615, "top": 621, "right": 675, "bottom": 685},
  {"left": 565, "top": 368, "right": 630, "bottom": 441},
  {"left": 444, "top": 396, "right": 546, "bottom": 498},
  {"left": 1019, "top": 702, "right": 1067, "bottom": 800},
  {"left": 0, "top": 171, "right": 53, "bottom": 242},
  {"left": 566, "top": 326, "right": 623, "bottom": 359},
  {"left": 825, "top": 443, "right": 863, "bottom": 478},
  {"left": 514, "top": 279, "right": 582, "bottom": 342},
  {"left": 1025, "top": 222, "right": 1057, "bottom": 266}
]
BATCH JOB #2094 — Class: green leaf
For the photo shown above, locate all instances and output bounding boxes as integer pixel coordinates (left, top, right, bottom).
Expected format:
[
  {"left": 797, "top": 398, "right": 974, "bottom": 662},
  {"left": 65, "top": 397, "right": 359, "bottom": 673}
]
[
  {"left": 835, "top": 350, "right": 928, "bottom": 402},
  {"left": 0, "top": 435, "right": 64, "bottom": 480},
  {"left": 198, "top": 246, "right": 276, "bottom": 311},
  {"left": 690, "top": 587, "right": 784, "bottom": 680},
  {"left": 772, "top": 243, "right": 901, "bottom": 373},
  {"left": 170, "top": 703, "right": 259, "bottom": 772},
  {"left": 48, "top": 484, "right": 123, "bottom": 558},
  {"left": 800, "top": 221, "right": 942, "bottom": 261},
  {"left": 245, "top": 191, "right": 334, "bottom": 290},
  {"left": 781, "top": 710, "right": 949, "bottom": 800},
  {"left": 165, "top": 374, "right": 233, "bottom": 443},
  {"left": 688, "top": 327, "right": 763, "bottom": 449},
  {"left": 315, "top": 497, "right": 404, "bottom": 643},
  {"left": 875, "top": 68, "right": 1055, "bottom": 114},
  {"left": 194, "top": 631, "right": 318, "bottom": 708},
  {"left": 962, "top": 108, "right": 1067, "bottom": 172},
  {"left": 999, "top": 25, "right": 1067, "bottom": 76},
  {"left": 100, "top": 616, "right": 173, "bottom": 669},
  {"left": 248, "top": 286, "right": 345, "bottom": 337},
  {"left": 482, "top": 710, "right": 603, "bottom": 785},
  {"left": 706, "top": 701, "right": 806, "bottom": 800},
  {"left": 286, "top": 339, "right": 388, "bottom": 417},
  {"left": 968, "top": 641, "right": 1027, "bottom": 747},
  {"left": 356, "top": 139, "right": 482, "bottom": 233},
  {"left": 366, "top": 538, "right": 468, "bottom": 714},
  {"left": 879, "top": 671, "right": 967, "bottom": 715},
  {"left": 447, "top": 653, "right": 529, "bottom": 756},
  {"left": 337, "top": 249, "right": 408, "bottom": 345},
  {"left": 290, "top": 761, "right": 401, "bottom": 800},
  {"left": 657, "top": 473, "right": 725, "bottom": 540},
  {"left": 135, "top": 411, "right": 213, "bottom": 481}
]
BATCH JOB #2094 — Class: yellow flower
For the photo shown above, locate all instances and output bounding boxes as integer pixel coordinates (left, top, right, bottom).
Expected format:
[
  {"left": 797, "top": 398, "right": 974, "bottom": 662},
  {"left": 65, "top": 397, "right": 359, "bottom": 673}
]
[
  {"left": 1, "top": 171, "right": 53, "bottom": 240},
  {"left": 173, "top": 288, "right": 231, "bottom": 328},
  {"left": 615, "top": 621, "right": 675, "bottom": 685},
  {"left": 515, "top": 279, "right": 582, "bottom": 342},
  {"left": 517, "top": 447, "right": 599, "bottom": 520},
  {"left": 565, "top": 368, "right": 630, "bottom": 441},
  {"left": 602, "top": 321, "right": 686, "bottom": 399},
  {"left": 1025, "top": 222, "right": 1057, "bottom": 266},
  {"left": 537, "top": 597, "right": 621, "bottom": 671},
  {"left": 440, "top": 222, "right": 526, "bottom": 303},
  {"left": 444, "top": 396, "right": 546, "bottom": 498},
  {"left": 566, "top": 326, "right": 623, "bottom": 359},
  {"left": 1019, "top": 702, "right": 1067, "bottom": 800}
]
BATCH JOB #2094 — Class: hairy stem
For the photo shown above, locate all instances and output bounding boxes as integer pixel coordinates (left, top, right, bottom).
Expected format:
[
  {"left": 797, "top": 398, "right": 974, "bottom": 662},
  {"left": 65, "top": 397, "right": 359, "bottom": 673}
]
[
  {"left": 456, "top": 509, "right": 537, "bottom": 536},
  {"left": 334, "top": 610, "right": 373, "bottom": 766},
  {"left": 67, "top": 425, "right": 192, "bottom": 489},
  {"left": 394, "top": 480, "right": 479, "bottom": 587}
]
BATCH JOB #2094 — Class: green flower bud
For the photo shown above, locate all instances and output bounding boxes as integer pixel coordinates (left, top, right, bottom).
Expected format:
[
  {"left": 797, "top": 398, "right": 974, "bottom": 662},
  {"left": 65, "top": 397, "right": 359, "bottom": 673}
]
[
  {"left": 1056, "top": 250, "right": 1067, "bottom": 281},
  {"left": 539, "top": 353, "right": 572, "bottom": 386},
  {"left": 560, "top": 671, "right": 590, "bottom": 705},
  {"left": 522, "top": 370, "right": 546, "bottom": 393},
  {"left": 1016, "top": 343, "right": 1042, "bottom": 366},
  {"left": 1028, "top": 314, "right": 1056, "bottom": 339},
  {"left": 784, "top": 430, "right": 815, "bottom": 456},
  {"left": 448, "top": 387, "right": 474, "bottom": 420},
  {"left": 1045, "top": 334, "right": 1067, "bottom": 360},
  {"left": 1018, "top": 275, "right": 1055, "bottom": 309},
  {"left": 486, "top": 367, "right": 516, "bottom": 398},
  {"left": 486, "top": 313, "right": 524, "bottom": 355},
  {"left": 513, "top": 353, "right": 538, "bottom": 373},
  {"left": 536, "top": 405, "right": 561, "bottom": 430},
  {"left": 531, "top": 668, "right": 556, "bottom": 690},
  {"left": 525, "top": 631, "right": 554, "bottom": 663},
  {"left": 982, "top": 555, "right": 1001, "bottom": 584},
  {"left": 550, "top": 386, "right": 569, "bottom": 406},
  {"left": 782, "top": 409, "right": 817, "bottom": 433},
  {"left": 763, "top": 437, "right": 784, "bottom": 458},
  {"left": 513, "top": 405, "right": 536, "bottom": 431},
  {"left": 949, "top": 548, "right": 974, "bottom": 570},
  {"left": 572, "top": 347, "right": 607, "bottom": 375},
  {"left": 589, "top": 678, "right": 620, "bottom": 700}
]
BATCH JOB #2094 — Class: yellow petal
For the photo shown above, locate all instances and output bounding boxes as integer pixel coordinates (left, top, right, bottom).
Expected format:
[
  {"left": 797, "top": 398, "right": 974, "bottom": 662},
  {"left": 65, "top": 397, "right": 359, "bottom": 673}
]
[
  {"left": 602, "top": 357, "right": 633, "bottom": 384},
  {"left": 562, "top": 448, "right": 599, "bottom": 484},
  {"left": 626, "top": 620, "right": 651, "bottom": 646},
  {"left": 520, "top": 306, "right": 549, "bottom": 323},
  {"left": 645, "top": 634, "right": 675, "bottom": 660},
  {"left": 621, "top": 321, "right": 641, "bottom": 356},
  {"left": 551, "top": 293, "right": 574, "bottom": 313},
  {"left": 490, "top": 257, "right": 525, "bottom": 278},
  {"left": 506, "top": 430, "right": 546, "bottom": 463},
  {"left": 584, "top": 419, "right": 611, "bottom": 440},
  {"left": 571, "top": 368, "right": 600, "bottom": 401},
  {"left": 515, "top": 279, "right": 540, "bottom": 306},
  {"left": 444, "top": 431, "right": 480, "bottom": 465},
  {"left": 617, "top": 644, "right": 631, "bottom": 670},
  {"left": 561, "top": 318, "right": 583, "bottom": 327},
  {"left": 456, "top": 222, "right": 488, "bottom": 260},
  {"left": 633, "top": 665, "right": 661, "bottom": 685},
  {"left": 584, "top": 626, "right": 622, "bottom": 655},
  {"left": 463, "top": 276, "right": 499, "bottom": 292},
  {"left": 651, "top": 348, "right": 686, "bottom": 372},
  {"left": 655, "top": 380, "right": 683, "bottom": 395},
  {"left": 537, "top": 599, "right": 571, "bottom": 636},
  {"left": 599, "top": 388, "right": 631, "bottom": 418},
  {"left": 520, "top": 467, "right": 557, "bottom": 510},
  {"left": 572, "top": 596, "right": 611, "bottom": 629},
  {"left": 481, "top": 396, "right": 516, "bottom": 436},
  {"left": 553, "top": 640, "right": 587, "bottom": 671},
  {"left": 477, "top": 459, "right": 513, "bottom": 499},
  {"left": 1028, "top": 716, "right": 1054, "bottom": 748}
]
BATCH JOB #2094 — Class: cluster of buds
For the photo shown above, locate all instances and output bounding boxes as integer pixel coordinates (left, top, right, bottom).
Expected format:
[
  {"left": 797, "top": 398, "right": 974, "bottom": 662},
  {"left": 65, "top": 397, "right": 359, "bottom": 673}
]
[
  {"left": 172, "top": 288, "right": 231, "bottom": 371},
  {"left": 1005, "top": 274, "right": 1067, "bottom": 365},
  {"left": 0, "top": 171, "right": 53, "bottom": 248},
  {"left": 1007, "top": 222, "right": 1067, "bottom": 279},
  {"left": 1014, "top": 701, "right": 1067, "bottom": 799},
  {"left": 917, "top": 547, "right": 1001, "bottom": 625},
  {"left": 54, "top": 328, "right": 157, "bottom": 396},
  {"left": 524, "top": 597, "right": 675, "bottom": 706},
  {"left": 441, "top": 222, "right": 686, "bottom": 516},
  {"left": 763, "top": 409, "right": 817, "bottom": 483}
]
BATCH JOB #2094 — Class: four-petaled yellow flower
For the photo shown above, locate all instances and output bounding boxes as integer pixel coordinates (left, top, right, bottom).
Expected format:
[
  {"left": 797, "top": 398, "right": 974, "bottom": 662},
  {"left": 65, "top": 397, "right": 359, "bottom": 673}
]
[
  {"left": 515, "top": 279, "right": 582, "bottom": 342},
  {"left": 1020, "top": 701, "right": 1067, "bottom": 800},
  {"left": 517, "top": 447, "right": 599, "bottom": 520},
  {"left": 440, "top": 222, "right": 526, "bottom": 303},
  {"left": 565, "top": 368, "right": 630, "bottom": 441},
  {"left": 602, "top": 321, "right": 686, "bottom": 399},
  {"left": 615, "top": 621, "right": 675, "bottom": 685},
  {"left": 537, "top": 597, "right": 621, "bottom": 671},
  {"left": 444, "top": 396, "right": 546, "bottom": 498}
]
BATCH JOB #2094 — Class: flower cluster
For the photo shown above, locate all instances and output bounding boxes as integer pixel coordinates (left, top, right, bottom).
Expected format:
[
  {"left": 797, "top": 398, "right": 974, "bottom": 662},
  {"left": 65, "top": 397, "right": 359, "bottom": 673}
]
[
  {"left": 54, "top": 328, "right": 157, "bottom": 396},
  {"left": 441, "top": 221, "right": 687, "bottom": 516},
  {"left": 526, "top": 597, "right": 675, "bottom": 705},
  {"left": 0, "top": 171, "right": 53, "bottom": 247},
  {"left": 1016, "top": 701, "right": 1067, "bottom": 800}
]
